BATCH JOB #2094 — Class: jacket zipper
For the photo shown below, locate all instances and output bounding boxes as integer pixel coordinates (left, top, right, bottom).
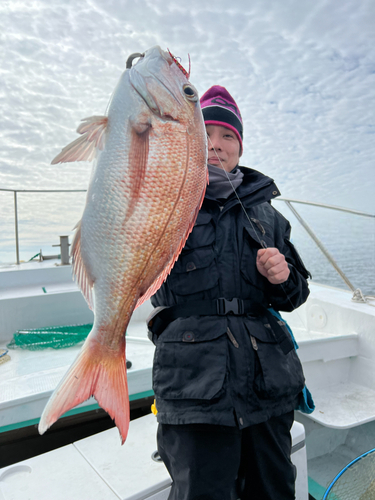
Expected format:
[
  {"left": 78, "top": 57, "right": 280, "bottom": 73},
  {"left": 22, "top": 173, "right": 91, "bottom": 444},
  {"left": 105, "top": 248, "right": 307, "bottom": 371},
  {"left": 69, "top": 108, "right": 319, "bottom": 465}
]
[{"left": 226, "top": 327, "right": 239, "bottom": 348}]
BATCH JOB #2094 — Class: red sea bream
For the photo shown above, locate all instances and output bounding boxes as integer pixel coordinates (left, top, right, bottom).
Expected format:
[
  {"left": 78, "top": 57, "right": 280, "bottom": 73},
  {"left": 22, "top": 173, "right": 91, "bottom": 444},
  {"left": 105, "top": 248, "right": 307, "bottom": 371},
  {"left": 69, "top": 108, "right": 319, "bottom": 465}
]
[{"left": 38, "top": 46, "right": 208, "bottom": 443}]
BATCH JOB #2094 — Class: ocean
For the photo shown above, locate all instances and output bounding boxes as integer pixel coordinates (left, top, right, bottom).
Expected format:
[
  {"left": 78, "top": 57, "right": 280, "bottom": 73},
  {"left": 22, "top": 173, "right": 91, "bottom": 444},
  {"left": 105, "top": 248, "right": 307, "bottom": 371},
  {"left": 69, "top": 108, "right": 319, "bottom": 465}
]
[{"left": 1, "top": 188, "right": 374, "bottom": 297}]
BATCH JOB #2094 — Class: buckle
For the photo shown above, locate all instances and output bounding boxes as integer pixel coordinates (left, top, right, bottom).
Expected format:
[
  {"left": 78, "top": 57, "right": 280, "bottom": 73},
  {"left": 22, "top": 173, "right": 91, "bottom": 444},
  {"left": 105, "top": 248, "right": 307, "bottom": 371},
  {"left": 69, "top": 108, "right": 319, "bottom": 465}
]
[{"left": 216, "top": 298, "right": 243, "bottom": 315}]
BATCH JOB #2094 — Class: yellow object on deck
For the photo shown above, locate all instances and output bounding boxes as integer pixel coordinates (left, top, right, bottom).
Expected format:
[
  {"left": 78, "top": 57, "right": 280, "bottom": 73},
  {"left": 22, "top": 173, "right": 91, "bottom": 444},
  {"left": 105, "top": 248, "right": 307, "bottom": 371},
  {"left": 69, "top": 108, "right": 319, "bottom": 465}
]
[{"left": 151, "top": 399, "right": 158, "bottom": 415}]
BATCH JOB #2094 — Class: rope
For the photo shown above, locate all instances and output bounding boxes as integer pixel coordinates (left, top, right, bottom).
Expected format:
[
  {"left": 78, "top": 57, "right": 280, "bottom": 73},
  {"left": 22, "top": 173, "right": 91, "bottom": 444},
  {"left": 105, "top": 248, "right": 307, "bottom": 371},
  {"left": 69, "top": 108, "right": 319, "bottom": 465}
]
[{"left": 352, "top": 288, "right": 375, "bottom": 307}]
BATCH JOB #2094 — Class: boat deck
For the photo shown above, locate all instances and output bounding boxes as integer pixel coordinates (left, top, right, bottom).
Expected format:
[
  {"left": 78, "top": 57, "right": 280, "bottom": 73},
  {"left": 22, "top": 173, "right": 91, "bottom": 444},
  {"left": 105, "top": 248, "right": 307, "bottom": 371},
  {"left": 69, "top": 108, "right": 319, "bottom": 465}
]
[
  {"left": 0, "top": 321, "right": 154, "bottom": 433},
  {"left": 0, "top": 412, "right": 308, "bottom": 500},
  {"left": 284, "top": 283, "right": 375, "bottom": 430},
  {"left": 0, "top": 413, "right": 171, "bottom": 500}
]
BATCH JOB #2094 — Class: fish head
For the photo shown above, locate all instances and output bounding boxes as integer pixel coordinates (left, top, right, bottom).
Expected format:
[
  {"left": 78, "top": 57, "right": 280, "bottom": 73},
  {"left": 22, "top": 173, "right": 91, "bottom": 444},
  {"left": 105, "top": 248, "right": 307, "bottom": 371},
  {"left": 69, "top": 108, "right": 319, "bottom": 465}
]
[{"left": 128, "top": 46, "right": 204, "bottom": 131}]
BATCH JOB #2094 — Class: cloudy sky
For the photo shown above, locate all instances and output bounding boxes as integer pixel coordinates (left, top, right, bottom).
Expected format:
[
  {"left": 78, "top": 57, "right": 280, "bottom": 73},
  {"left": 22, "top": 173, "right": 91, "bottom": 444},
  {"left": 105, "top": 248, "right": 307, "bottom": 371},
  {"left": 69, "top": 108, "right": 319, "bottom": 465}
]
[{"left": 0, "top": 0, "right": 374, "bottom": 267}]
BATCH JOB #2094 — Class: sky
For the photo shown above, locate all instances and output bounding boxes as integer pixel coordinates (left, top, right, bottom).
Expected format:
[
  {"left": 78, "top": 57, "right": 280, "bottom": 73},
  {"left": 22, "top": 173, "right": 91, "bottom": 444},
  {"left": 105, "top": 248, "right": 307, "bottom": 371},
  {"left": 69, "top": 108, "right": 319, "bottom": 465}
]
[{"left": 0, "top": 0, "right": 374, "bottom": 271}]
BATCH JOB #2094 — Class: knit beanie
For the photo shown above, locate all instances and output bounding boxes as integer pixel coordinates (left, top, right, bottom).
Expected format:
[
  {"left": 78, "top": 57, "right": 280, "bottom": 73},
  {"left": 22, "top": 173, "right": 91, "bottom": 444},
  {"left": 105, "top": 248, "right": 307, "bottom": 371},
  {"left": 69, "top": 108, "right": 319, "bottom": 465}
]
[{"left": 200, "top": 85, "right": 243, "bottom": 155}]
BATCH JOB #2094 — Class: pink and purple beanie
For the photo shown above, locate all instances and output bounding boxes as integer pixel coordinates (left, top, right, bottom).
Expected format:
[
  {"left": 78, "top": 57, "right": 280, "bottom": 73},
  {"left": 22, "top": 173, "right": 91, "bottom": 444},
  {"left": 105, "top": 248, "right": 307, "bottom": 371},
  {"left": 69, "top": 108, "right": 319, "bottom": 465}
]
[{"left": 200, "top": 85, "right": 243, "bottom": 155}]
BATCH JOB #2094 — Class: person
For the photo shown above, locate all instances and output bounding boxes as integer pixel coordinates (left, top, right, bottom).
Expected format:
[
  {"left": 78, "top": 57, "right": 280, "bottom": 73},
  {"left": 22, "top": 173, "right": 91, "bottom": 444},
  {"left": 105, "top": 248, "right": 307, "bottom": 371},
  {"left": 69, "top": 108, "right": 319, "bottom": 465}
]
[{"left": 148, "top": 85, "right": 311, "bottom": 500}]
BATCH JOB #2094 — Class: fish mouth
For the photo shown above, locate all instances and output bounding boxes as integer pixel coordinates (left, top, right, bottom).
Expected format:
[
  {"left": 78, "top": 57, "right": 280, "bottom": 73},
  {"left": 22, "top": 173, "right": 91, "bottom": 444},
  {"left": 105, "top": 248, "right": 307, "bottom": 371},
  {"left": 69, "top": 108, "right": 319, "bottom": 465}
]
[{"left": 129, "top": 46, "right": 187, "bottom": 120}]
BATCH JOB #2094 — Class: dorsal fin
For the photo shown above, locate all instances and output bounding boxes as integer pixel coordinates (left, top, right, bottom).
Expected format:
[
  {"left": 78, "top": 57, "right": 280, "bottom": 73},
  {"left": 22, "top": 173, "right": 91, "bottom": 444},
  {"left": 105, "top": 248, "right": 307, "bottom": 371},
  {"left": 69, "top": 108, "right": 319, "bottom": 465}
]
[{"left": 51, "top": 116, "right": 108, "bottom": 164}]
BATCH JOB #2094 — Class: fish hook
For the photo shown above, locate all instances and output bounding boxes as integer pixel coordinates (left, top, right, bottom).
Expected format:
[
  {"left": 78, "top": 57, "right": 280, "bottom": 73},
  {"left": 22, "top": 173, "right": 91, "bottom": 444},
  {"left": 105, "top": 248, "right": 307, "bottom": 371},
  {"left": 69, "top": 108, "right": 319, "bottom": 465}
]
[{"left": 126, "top": 52, "right": 145, "bottom": 69}]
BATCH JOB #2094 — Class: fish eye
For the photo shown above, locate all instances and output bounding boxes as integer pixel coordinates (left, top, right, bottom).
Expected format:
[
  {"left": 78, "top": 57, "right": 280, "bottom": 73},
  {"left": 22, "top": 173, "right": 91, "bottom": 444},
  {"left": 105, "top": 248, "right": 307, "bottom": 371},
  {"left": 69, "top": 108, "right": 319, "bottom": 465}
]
[{"left": 183, "top": 85, "right": 198, "bottom": 101}]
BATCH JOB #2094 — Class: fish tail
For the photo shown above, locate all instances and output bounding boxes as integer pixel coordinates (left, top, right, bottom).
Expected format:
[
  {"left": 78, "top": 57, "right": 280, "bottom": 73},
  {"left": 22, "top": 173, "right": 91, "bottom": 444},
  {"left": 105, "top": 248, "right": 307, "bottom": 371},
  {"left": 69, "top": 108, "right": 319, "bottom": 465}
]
[{"left": 38, "top": 335, "right": 129, "bottom": 444}]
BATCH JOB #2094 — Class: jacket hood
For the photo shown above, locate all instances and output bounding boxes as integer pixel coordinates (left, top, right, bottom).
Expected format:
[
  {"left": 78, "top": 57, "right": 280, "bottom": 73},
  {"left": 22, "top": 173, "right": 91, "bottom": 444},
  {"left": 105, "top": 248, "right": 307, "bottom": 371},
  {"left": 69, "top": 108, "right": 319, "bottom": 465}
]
[{"left": 237, "top": 166, "right": 280, "bottom": 198}]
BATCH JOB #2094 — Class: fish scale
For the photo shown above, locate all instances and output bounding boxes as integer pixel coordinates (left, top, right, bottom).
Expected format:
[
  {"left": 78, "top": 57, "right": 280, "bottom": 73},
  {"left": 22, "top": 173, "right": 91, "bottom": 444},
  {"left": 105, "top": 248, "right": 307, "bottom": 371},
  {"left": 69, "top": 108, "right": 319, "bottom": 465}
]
[{"left": 38, "top": 46, "right": 207, "bottom": 444}]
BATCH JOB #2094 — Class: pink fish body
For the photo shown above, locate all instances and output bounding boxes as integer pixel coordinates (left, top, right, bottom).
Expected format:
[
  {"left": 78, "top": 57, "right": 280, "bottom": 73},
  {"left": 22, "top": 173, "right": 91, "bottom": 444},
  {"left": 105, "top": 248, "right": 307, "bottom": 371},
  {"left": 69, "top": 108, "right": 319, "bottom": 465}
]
[{"left": 38, "top": 46, "right": 207, "bottom": 443}]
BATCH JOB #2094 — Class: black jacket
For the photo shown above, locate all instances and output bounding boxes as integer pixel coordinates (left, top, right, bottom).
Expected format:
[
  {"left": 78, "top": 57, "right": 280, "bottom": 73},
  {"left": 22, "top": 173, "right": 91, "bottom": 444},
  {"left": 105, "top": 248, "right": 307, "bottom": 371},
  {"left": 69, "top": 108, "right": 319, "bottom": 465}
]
[{"left": 150, "top": 166, "right": 310, "bottom": 428}]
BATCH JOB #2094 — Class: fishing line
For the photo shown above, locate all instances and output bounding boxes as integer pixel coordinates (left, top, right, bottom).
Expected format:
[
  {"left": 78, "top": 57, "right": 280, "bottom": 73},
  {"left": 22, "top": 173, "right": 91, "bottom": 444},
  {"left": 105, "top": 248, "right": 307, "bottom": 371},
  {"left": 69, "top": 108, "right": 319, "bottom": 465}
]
[{"left": 207, "top": 135, "right": 309, "bottom": 330}]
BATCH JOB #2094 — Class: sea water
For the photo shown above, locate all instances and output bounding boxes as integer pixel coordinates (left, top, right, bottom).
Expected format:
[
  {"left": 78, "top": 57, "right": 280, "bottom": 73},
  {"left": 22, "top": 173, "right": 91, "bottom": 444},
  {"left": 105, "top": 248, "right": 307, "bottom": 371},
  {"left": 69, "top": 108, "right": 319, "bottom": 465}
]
[{"left": 0, "top": 190, "right": 374, "bottom": 296}]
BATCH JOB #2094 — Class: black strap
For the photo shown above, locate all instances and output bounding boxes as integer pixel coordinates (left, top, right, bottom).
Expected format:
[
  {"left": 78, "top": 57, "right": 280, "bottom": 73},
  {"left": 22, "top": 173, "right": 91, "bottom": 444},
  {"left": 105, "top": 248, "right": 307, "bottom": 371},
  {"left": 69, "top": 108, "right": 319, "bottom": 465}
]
[
  {"left": 169, "top": 298, "right": 264, "bottom": 318},
  {"left": 148, "top": 298, "right": 265, "bottom": 338},
  {"left": 147, "top": 298, "right": 294, "bottom": 355}
]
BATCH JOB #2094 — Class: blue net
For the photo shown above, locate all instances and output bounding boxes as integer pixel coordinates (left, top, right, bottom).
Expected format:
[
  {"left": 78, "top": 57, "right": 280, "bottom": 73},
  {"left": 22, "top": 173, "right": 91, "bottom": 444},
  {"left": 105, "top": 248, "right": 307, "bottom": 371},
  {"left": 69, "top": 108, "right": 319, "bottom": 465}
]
[{"left": 323, "top": 448, "right": 375, "bottom": 500}]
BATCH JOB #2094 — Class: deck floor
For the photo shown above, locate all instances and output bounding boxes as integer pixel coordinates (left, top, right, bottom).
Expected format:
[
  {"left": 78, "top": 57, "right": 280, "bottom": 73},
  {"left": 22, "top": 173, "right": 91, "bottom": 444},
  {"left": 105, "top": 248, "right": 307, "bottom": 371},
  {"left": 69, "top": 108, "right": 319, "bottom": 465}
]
[{"left": 0, "top": 321, "right": 154, "bottom": 430}]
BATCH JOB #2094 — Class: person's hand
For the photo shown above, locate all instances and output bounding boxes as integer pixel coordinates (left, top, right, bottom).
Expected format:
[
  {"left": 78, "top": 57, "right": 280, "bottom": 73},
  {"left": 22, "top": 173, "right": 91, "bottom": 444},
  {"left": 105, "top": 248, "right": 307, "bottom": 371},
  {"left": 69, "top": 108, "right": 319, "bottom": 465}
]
[{"left": 256, "top": 248, "right": 290, "bottom": 284}]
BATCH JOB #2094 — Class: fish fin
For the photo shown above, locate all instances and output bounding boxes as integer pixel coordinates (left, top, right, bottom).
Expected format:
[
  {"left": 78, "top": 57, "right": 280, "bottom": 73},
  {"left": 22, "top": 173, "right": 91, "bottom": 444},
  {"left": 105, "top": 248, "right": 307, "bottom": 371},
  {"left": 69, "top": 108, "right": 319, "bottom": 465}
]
[
  {"left": 136, "top": 168, "right": 208, "bottom": 309},
  {"left": 126, "top": 126, "right": 150, "bottom": 218},
  {"left": 38, "top": 336, "right": 130, "bottom": 444},
  {"left": 71, "top": 220, "right": 95, "bottom": 310},
  {"left": 51, "top": 116, "right": 108, "bottom": 164}
]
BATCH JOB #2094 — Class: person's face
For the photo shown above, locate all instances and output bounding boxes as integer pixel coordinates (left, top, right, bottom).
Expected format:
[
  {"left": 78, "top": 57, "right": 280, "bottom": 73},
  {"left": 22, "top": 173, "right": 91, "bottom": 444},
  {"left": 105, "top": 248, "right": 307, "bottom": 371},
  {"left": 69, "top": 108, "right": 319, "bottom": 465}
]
[{"left": 206, "top": 124, "right": 241, "bottom": 173}]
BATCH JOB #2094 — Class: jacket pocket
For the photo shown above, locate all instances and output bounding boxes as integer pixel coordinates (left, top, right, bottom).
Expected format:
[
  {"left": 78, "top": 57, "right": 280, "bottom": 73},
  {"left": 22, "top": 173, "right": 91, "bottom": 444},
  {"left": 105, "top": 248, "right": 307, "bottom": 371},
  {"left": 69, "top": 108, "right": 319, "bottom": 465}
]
[
  {"left": 168, "top": 247, "right": 219, "bottom": 295},
  {"left": 245, "top": 319, "right": 305, "bottom": 400},
  {"left": 153, "top": 316, "right": 227, "bottom": 400},
  {"left": 243, "top": 221, "right": 274, "bottom": 250},
  {"left": 168, "top": 212, "right": 218, "bottom": 296},
  {"left": 184, "top": 212, "right": 216, "bottom": 250}
]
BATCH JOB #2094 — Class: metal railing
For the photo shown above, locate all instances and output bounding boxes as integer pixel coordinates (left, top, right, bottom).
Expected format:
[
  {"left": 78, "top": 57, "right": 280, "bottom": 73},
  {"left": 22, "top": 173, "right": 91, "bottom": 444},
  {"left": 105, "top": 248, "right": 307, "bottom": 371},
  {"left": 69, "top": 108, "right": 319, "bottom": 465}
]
[
  {"left": 1, "top": 188, "right": 374, "bottom": 299},
  {"left": 0, "top": 188, "right": 86, "bottom": 265},
  {"left": 275, "top": 197, "right": 375, "bottom": 304},
  {"left": 276, "top": 197, "right": 375, "bottom": 293}
]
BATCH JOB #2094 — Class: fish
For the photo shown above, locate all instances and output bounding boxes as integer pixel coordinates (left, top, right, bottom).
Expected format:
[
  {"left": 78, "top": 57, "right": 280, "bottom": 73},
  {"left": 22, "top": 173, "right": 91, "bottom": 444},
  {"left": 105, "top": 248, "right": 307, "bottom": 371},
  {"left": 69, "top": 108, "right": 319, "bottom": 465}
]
[{"left": 38, "top": 46, "right": 208, "bottom": 444}]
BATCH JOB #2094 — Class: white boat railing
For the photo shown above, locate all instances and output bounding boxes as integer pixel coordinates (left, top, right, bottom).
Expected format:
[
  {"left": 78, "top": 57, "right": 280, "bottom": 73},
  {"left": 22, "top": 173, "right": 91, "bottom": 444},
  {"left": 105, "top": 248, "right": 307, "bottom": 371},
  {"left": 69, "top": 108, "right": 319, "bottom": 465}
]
[{"left": 1, "top": 188, "right": 374, "bottom": 301}]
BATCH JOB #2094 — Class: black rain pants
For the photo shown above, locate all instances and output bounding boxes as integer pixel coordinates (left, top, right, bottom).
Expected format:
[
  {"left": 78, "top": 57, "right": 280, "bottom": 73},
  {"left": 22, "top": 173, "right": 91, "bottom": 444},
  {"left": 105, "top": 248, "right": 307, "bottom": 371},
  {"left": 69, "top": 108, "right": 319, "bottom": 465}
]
[{"left": 157, "top": 411, "right": 296, "bottom": 500}]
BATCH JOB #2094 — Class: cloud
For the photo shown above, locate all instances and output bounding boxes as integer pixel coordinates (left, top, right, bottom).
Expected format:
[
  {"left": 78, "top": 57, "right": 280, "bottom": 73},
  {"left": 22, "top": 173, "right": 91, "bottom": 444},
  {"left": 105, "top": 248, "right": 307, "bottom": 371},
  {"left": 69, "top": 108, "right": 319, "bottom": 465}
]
[{"left": 0, "top": 0, "right": 374, "bottom": 266}]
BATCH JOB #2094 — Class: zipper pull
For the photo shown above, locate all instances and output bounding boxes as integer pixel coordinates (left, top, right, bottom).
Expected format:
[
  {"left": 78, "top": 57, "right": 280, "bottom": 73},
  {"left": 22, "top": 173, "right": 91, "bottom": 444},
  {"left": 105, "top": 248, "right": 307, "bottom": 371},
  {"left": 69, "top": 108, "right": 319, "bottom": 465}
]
[
  {"left": 250, "top": 218, "right": 266, "bottom": 235},
  {"left": 250, "top": 335, "right": 258, "bottom": 351},
  {"left": 226, "top": 327, "right": 239, "bottom": 348}
]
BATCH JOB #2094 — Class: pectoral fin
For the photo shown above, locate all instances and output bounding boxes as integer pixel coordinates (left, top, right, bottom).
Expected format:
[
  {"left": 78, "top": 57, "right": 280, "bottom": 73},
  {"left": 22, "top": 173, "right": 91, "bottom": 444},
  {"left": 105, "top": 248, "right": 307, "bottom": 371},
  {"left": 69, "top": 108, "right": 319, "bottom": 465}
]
[
  {"left": 51, "top": 116, "right": 108, "bottom": 164},
  {"left": 126, "top": 124, "right": 150, "bottom": 219}
]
